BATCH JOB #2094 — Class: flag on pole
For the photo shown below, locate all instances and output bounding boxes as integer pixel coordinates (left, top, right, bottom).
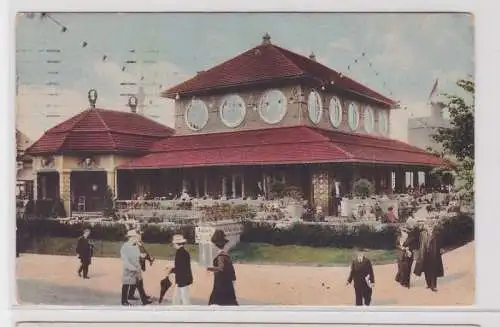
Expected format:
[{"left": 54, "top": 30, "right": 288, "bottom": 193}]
[{"left": 428, "top": 78, "right": 439, "bottom": 101}]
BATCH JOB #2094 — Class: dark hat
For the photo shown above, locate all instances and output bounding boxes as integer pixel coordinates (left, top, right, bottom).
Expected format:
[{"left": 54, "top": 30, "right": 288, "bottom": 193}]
[{"left": 211, "top": 229, "right": 229, "bottom": 245}]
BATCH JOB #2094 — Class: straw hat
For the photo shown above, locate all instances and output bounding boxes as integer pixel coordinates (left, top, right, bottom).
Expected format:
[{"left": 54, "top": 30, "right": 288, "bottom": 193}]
[
  {"left": 211, "top": 229, "right": 229, "bottom": 246},
  {"left": 172, "top": 234, "right": 187, "bottom": 244},
  {"left": 405, "top": 217, "right": 417, "bottom": 229}
]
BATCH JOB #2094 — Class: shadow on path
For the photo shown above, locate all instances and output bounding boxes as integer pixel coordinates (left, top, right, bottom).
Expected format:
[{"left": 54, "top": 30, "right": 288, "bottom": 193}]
[{"left": 16, "top": 279, "right": 266, "bottom": 306}]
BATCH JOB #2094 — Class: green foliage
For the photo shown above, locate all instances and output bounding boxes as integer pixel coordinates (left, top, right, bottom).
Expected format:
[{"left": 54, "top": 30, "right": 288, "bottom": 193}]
[
  {"left": 202, "top": 203, "right": 257, "bottom": 222},
  {"left": 16, "top": 219, "right": 195, "bottom": 244},
  {"left": 352, "top": 178, "right": 375, "bottom": 198},
  {"left": 102, "top": 185, "right": 116, "bottom": 218},
  {"left": 431, "top": 78, "right": 474, "bottom": 203},
  {"left": 240, "top": 214, "right": 473, "bottom": 250},
  {"left": 269, "top": 180, "right": 286, "bottom": 199}
]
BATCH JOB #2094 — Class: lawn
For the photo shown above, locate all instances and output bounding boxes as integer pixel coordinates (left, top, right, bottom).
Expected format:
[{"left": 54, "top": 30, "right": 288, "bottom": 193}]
[{"left": 22, "top": 237, "right": 397, "bottom": 266}]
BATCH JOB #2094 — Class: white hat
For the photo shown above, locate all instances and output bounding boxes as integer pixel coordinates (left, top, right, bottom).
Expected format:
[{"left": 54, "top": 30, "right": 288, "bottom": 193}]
[
  {"left": 172, "top": 234, "right": 187, "bottom": 244},
  {"left": 127, "top": 230, "right": 139, "bottom": 238},
  {"left": 406, "top": 217, "right": 417, "bottom": 229}
]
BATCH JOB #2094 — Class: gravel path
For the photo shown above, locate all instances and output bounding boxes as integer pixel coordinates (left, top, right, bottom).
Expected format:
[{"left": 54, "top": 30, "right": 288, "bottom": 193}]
[{"left": 15, "top": 242, "right": 475, "bottom": 306}]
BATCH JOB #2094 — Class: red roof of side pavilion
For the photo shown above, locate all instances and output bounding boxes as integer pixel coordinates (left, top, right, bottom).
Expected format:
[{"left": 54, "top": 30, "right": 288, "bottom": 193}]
[
  {"left": 26, "top": 108, "right": 175, "bottom": 155},
  {"left": 162, "top": 37, "right": 396, "bottom": 107},
  {"left": 118, "top": 126, "right": 446, "bottom": 169}
]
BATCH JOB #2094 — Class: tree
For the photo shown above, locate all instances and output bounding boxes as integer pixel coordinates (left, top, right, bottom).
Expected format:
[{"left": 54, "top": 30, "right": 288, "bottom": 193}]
[{"left": 431, "top": 78, "right": 474, "bottom": 204}]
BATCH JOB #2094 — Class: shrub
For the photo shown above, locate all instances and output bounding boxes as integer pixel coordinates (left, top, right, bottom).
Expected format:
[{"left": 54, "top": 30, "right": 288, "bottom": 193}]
[
  {"left": 240, "top": 214, "right": 474, "bottom": 250},
  {"left": 202, "top": 203, "right": 256, "bottom": 222},
  {"left": 352, "top": 179, "right": 375, "bottom": 198},
  {"left": 16, "top": 219, "right": 196, "bottom": 244}
]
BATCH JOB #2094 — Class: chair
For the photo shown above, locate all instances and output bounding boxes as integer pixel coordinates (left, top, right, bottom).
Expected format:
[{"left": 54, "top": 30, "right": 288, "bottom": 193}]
[{"left": 77, "top": 196, "right": 86, "bottom": 212}]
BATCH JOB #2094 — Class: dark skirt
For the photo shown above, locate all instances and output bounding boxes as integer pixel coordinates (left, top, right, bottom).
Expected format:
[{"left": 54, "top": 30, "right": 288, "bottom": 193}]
[
  {"left": 395, "top": 251, "right": 413, "bottom": 287},
  {"left": 209, "top": 279, "right": 238, "bottom": 306}
]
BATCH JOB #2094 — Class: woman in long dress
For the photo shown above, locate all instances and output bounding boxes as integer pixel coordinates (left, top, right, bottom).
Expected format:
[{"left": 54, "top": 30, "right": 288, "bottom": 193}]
[
  {"left": 414, "top": 221, "right": 444, "bottom": 292},
  {"left": 207, "top": 230, "right": 238, "bottom": 306}
]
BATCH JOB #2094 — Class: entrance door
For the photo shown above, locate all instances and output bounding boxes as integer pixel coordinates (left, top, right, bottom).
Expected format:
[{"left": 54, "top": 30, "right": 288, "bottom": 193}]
[{"left": 71, "top": 171, "right": 107, "bottom": 212}]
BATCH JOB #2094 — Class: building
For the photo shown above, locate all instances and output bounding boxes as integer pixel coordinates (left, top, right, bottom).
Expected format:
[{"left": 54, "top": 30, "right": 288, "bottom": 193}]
[
  {"left": 26, "top": 34, "right": 446, "bottom": 217},
  {"left": 16, "top": 129, "right": 34, "bottom": 199},
  {"left": 408, "top": 101, "right": 452, "bottom": 152}
]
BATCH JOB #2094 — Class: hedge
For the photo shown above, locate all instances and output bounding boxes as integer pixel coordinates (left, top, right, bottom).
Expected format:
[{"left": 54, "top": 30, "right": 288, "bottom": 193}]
[
  {"left": 240, "top": 214, "right": 474, "bottom": 250},
  {"left": 16, "top": 219, "right": 196, "bottom": 244},
  {"left": 16, "top": 214, "right": 474, "bottom": 251}
]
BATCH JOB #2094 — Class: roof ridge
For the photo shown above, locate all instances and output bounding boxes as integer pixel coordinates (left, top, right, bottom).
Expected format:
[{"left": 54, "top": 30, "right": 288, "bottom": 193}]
[
  {"left": 57, "top": 108, "right": 94, "bottom": 152},
  {"left": 93, "top": 110, "right": 118, "bottom": 150},
  {"left": 93, "top": 108, "right": 175, "bottom": 136},
  {"left": 272, "top": 45, "right": 394, "bottom": 105}
]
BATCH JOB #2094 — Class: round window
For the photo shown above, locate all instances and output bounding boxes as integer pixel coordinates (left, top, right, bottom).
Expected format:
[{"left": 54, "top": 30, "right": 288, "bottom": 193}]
[
  {"left": 219, "top": 94, "right": 246, "bottom": 128},
  {"left": 258, "top": 89, "right": 287, "bottom": 124},
  {"left": 378, "top": 110, "right": 389, "bottom": 135},
  {"left": 185, "top": 99, "right": 209, "bottom": 131},
  {"left": 329, "top": 96, "right": 343, "bottom": 128},
  {"left": 364, "top": 106, "right": 375, "bottom": 133},
  {"left": 348, "top": 102, "right": 360, "bottom": 131},
  {"left": 307, "top": 91, "right": 323, "bottom": 124}
]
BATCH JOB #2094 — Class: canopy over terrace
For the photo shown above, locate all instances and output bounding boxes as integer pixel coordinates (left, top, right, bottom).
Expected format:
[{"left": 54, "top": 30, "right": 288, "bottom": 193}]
[{"left": 117, "top": 126, "right": 447, "bottom": 212}]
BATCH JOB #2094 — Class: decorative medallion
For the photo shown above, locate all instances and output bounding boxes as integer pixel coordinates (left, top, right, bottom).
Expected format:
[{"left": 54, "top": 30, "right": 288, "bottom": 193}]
[
  {"left": 219, "top": 94, "right": 247, "bottom": 128},
  {"left": 78, "top": 157, "right": 99, "bottom": 169},
  {"left": 185, "top": 99, "right": 209, "bottom": 131},
  {"left": 40, "top": 156, "right": 55, "bottom": 169},
  {"left": 329, "top": 96, "right": 343, "bottom": 128},
  {"left": 348, "top": 102, "right": 360, "bottom": 131},
  {"left": 259, "top": 89, "right": 287, "bottom": 124},
  {"left": 307, "top": 90, "right": 323, "bottom": 124},
  {"left": 364, "top": 106, "right": 375, "bottom": 133}
]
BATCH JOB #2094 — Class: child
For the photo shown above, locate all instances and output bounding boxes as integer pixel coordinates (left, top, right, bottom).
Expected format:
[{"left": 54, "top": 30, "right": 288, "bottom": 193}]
[{"left": 168, "top": 234, "right": 193, "bottom": 305}]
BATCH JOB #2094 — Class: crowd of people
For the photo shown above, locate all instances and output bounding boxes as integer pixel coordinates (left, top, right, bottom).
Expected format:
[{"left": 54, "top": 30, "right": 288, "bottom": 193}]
[
  {"left": 74, "top": 227, "right": 239, "bottom": 306},
  {"left": 74, "top": 216, "right": 444, "bottom": 307}
]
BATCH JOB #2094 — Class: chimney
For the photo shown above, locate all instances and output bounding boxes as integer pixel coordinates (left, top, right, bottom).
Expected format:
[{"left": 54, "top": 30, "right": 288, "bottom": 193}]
[
  {"left": 262, "top": 33, "right": 272, "bottom": 45},
  {"left": 309, "top": 52, "right": 317, "bottom": 61}
]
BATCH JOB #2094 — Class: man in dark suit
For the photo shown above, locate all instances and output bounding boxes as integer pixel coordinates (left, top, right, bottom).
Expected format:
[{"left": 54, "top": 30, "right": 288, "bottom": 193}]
[
  {"left": 76, "top": 228, "right": 93, "bottom": 279},
  {"left": 168, "top": 234, "right": 193, "bottom": 305},
  {"left": 347, "top": 248, "right": 375, "bottom": 306},
  {"left": 331, "top": 181, "right": 342, "bottom": 217}
]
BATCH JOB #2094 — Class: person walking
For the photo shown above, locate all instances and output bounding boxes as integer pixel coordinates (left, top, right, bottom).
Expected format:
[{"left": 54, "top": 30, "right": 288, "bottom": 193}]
[
  {"left": 414, "top": 221, "right": 444, "bottom": 292},
  {"left": 395, "top": 224, "right": 419, "bottom": 288},
  {"left": 120, "top": 230, "right": 152, "bottom": 306},
  {"left": 127, "top": 228, "right": 155, "bottom": 301},
  {"left": 207, "top": 230, "right": 238, "bottom": 306},
  {"left": 76, "top": 228, "right": 93, "bottom": 279},
  {"left": 347, "top": 248, "right": 375, "bottom": 306},
  {"left": 168, "top": 234, "right": 193, "bottom": 305}
]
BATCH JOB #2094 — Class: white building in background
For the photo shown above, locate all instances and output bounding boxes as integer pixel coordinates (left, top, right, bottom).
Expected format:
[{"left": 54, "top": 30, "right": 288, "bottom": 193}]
[{"left": 407, "top": 101, "right": 451, "bottom": 153}]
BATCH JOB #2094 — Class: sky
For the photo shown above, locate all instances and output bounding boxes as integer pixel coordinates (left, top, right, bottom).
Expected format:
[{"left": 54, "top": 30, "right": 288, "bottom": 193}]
[{"left": 15, "top": 12, "right": 474, "bottom": 142}]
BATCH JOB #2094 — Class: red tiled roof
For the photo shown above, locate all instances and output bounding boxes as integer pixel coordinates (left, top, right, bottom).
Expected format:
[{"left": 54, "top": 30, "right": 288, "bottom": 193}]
[
  {"left": 163, "top": 40, "right": 396, "bottom": 107},
  {"left": 118, "top": 126, "right": 446, "bottom": 169},
  {"left": 26, "top": 108, "right": 174, "bottom": 155}
]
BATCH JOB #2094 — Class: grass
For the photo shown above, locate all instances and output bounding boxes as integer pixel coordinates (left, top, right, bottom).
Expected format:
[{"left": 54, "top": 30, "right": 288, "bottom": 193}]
[{"left": 22, "top": 237, "right": 397, "bottom": 266}]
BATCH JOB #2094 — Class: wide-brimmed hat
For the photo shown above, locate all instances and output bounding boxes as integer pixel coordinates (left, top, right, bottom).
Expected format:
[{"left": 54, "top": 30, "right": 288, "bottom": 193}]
[
  {"left": 405, "top": 217, "right": 417, "bottom": 229},
  {"left": 172, "top": 234, "right": 187, "bottom": 244},
  {"left": 211, "top": 229, "right": 229, "bottom": 245}
]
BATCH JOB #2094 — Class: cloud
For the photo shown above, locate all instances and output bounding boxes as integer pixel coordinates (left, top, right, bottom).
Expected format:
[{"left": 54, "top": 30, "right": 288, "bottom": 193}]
[
  {"left": 372, "top": 32, "right": 415, "bottom": 71},
  {"left": 16, "top": 85, "right": 89, "bottom": 140}
]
